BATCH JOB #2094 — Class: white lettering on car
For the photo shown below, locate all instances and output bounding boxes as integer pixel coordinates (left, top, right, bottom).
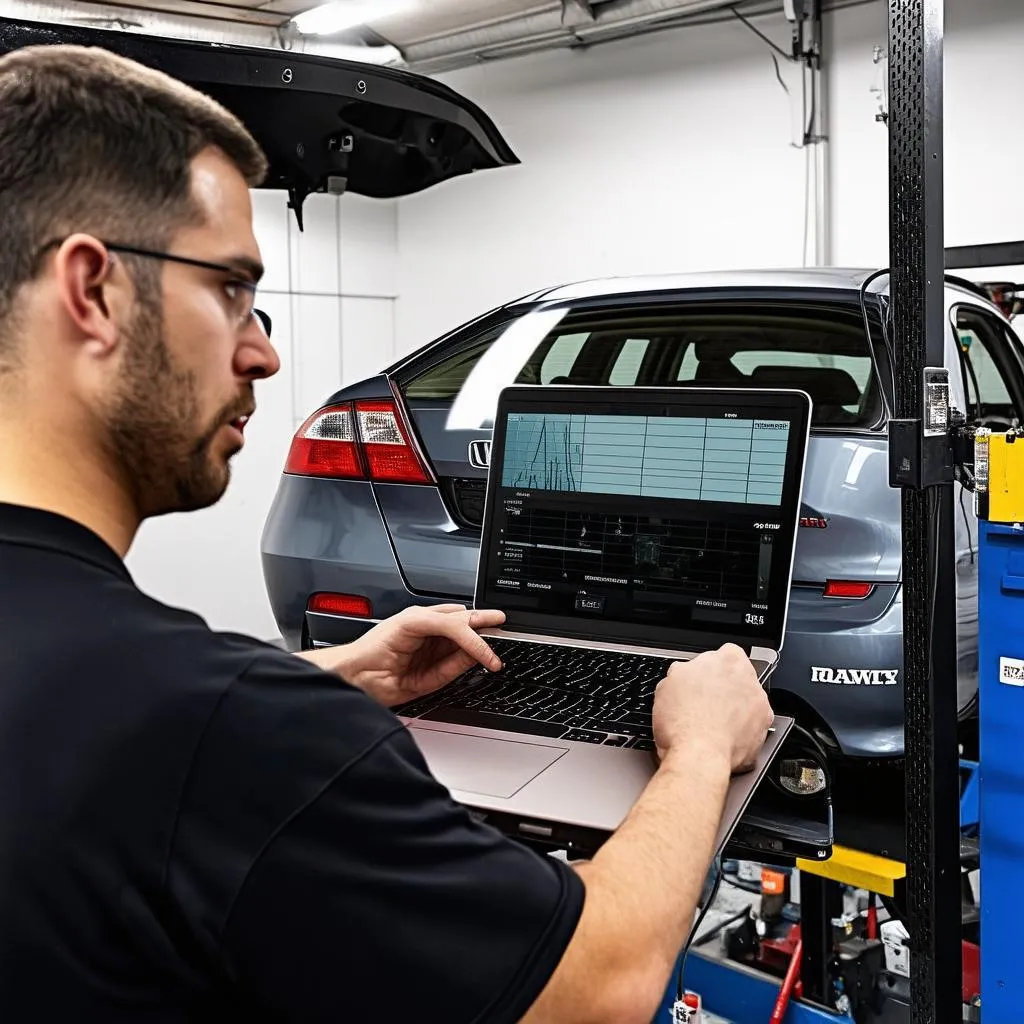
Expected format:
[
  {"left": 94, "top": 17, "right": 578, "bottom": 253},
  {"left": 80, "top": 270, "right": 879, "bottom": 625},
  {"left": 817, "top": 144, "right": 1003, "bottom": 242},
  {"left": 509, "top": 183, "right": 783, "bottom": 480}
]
[{"left": 810, "top": 667, "right": 900, "bottom": 686}]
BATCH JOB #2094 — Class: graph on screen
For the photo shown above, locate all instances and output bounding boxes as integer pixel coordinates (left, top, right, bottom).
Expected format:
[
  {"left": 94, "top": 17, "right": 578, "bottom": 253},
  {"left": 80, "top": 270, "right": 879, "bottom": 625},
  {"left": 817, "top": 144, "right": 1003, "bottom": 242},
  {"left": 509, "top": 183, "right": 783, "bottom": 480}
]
[{"left": 501, "top": 412, "right": 790, "bottom": 505}]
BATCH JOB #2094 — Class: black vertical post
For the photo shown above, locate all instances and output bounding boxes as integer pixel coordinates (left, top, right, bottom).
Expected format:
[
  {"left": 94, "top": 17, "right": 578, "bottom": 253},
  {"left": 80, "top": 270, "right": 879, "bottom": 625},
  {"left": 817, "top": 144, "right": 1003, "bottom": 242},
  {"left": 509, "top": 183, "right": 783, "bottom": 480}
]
[
  {"left": 798, "top": 874, "right": 843, "bottom": 1007},
  {"left": 888, "top": 1, "right": 962, "bottom": 1020}
]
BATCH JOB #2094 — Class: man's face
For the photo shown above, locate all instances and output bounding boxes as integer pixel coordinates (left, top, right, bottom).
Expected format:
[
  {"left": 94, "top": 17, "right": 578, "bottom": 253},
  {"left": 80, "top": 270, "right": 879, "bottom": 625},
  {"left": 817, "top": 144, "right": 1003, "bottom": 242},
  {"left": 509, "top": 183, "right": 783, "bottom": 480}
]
[{"left": 104, "top": 147, "right": 280, "bottom": 518}]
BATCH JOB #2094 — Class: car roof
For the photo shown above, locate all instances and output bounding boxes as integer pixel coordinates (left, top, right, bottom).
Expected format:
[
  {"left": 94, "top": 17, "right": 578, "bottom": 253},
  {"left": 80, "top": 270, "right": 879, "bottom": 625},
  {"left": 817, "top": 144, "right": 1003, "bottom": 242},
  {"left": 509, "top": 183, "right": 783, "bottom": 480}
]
[
  {"left": 512, "top": 267, "right": 997, "bottom": 308},
  {"left": 391, "top": 267, "right": 1009, "bottom": 381}
]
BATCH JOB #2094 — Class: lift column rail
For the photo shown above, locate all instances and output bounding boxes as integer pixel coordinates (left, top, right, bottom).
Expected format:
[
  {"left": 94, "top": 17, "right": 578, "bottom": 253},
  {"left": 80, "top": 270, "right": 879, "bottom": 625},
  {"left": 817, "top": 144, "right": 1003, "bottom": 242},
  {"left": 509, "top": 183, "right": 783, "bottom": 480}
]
[{"left": 974, "top": 429, "right": 1024, "bottom": 1022}]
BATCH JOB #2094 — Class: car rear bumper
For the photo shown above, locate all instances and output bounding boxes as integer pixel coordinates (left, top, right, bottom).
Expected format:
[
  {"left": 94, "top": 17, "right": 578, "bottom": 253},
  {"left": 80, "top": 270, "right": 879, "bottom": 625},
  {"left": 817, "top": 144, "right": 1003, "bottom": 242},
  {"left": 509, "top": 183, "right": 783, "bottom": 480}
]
[
  {"left": 766, "top": 584, "right": 904, "bottom": 758},
  {"left": 261, "top": 475, "right": 449, "bottom": 650},
  {"left": 772, "top": 582, "right": 977, "bottom": 759}
]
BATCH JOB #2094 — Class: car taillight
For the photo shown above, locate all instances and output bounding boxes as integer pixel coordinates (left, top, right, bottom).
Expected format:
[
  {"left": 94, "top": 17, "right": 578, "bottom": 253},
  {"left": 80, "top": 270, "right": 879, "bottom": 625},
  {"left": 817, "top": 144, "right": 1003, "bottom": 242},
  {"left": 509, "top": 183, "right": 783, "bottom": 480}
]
[
  {"left": 823, "top": 580, "right": 874, "bottom": 599},
  {"left": 286, "top": 405, "right": 363, "bottom": 479},
  {"left": 355, "top": 400, "right": 431, "bottom": 484},
  {"left": 307, "top": 593, "right": 373, "bottom": 617},
  {"left": 285, "top": 399, "right": 431, "bottom": 484}
]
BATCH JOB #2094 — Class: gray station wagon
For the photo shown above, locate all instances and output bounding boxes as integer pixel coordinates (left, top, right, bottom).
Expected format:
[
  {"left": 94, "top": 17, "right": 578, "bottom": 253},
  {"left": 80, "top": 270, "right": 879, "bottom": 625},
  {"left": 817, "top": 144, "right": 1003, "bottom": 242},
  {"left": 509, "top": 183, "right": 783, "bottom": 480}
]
[{"left": 263, "top": 268, "right": 1024, "bottom": 779}]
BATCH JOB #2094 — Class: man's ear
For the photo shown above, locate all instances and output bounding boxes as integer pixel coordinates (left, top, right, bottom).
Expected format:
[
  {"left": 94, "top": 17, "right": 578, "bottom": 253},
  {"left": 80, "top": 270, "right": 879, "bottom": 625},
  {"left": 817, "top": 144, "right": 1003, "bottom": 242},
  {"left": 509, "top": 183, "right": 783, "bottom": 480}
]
[{"left": 52, "top": 234, "right": 130, "bottom": 356}]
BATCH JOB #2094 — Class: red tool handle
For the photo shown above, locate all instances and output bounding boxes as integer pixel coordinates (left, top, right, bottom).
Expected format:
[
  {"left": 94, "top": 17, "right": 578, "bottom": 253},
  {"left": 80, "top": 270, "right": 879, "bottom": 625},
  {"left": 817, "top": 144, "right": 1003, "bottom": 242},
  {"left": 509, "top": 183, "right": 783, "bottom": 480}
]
[
  {"left": 866, "top": 893, "right": 878, "bottom": 940},
  {"left": 769, "top": 937, "right": 803, "bottom": 1024}
]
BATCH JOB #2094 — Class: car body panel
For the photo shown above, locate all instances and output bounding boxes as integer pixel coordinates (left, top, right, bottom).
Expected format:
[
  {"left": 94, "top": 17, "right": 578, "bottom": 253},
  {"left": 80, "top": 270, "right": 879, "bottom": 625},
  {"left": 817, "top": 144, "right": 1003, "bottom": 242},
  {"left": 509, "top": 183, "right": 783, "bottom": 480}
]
[
  {"left": 794, "top": 435, "right": 900, "bottom": 582},
  {"left": 261, "top": 476, "right": 405, "bottom": 649},
  {"left": 775, "top": 584, "right": 904, "bottom": 757},
  {"left": 403, "top": 401, "right": 491, "bottom": 483},
  {"left": 372, "top": 483, "right": 479, "bottom": 599},
  {"left": 0, "top": 15, "right": 519, "bottom": 219},
  {"left": 263, "top": 269, "right": 1022, "bottom": 760}
]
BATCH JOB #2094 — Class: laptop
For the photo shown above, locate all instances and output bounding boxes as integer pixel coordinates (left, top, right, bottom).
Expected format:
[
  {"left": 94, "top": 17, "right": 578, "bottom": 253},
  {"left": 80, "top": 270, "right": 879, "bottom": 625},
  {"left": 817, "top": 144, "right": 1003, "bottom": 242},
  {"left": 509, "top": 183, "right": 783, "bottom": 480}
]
[{"left": 396, "top": 384, "right": 812, "bottom": 851}]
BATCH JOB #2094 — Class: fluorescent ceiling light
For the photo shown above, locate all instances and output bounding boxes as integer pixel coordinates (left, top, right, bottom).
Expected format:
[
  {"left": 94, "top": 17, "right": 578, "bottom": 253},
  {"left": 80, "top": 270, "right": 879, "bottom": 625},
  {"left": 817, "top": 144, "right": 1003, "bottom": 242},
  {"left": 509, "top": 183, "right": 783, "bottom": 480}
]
[
  {"left": 290, "top": 0, "right": 413, "bottom": 36},
  {"left": 309, "top": 42, "right": 404, "bottom": 64}
]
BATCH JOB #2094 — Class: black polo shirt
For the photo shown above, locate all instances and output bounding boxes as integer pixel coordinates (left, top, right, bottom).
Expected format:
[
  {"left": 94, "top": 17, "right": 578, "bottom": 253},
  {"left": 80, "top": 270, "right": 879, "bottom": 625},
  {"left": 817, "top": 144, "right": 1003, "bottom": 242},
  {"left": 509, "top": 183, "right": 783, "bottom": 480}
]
[{"left": 0, "top": 503, "right": 584, "bottom": 1022}]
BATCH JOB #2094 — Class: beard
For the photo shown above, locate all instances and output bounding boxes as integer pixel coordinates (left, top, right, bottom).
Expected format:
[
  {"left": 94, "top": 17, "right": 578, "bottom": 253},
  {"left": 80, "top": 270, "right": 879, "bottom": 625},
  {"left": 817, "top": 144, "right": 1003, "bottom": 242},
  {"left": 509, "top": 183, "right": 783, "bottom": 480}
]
[{"left": 101, "top": 286, "right": 251, "bottom": 518}]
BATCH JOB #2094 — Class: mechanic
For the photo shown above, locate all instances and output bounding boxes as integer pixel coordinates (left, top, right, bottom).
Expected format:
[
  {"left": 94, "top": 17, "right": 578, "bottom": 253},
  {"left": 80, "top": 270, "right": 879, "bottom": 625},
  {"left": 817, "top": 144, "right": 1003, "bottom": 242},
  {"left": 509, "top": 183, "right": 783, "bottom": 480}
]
[{"left": 0, "top": 44, "right": 773, "bottom": 1023}]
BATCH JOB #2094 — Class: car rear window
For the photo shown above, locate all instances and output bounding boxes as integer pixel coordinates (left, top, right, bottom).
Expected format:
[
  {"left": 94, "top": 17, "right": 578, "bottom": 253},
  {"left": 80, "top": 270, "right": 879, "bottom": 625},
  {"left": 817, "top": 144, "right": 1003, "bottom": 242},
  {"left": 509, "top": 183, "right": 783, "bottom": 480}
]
[{"left": 403, "top": 301, "right": 882, "bottom": 430}]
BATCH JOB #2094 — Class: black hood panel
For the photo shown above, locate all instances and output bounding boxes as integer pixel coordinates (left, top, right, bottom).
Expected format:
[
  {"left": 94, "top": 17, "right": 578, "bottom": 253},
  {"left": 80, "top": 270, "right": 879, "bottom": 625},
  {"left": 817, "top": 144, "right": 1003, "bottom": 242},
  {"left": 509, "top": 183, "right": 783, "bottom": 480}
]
[{"left": 0, "top": 16, "right": 519, "bottom": 225}]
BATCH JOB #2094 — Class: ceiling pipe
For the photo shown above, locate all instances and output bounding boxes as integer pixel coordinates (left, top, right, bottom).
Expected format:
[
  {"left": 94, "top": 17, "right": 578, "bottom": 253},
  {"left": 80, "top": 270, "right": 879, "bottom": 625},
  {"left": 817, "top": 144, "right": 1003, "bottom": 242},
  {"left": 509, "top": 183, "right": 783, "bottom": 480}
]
[{"left": 401, "top": 0, "right": 738, "bottom": 70}]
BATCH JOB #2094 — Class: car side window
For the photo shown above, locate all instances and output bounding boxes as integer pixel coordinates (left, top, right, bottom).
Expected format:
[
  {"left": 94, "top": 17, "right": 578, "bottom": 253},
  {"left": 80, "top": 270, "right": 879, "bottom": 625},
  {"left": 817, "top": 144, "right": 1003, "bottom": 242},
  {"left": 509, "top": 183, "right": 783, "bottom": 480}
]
[
  {"left": 954, "top": 306, "right": 1022, "bottom": 427},
  {"left": 522, "top": 331, "right": 651, "bottom": 387},
  {"left": 608, "top": 338, "right": 650, "bottom": 385},
  {"left": 536, "top": 333, "right": 588, "bottom": 383},
  {"left": 402, "top": 302, "right": 884, "bottom": 431},
  {"left": 676, "top": 343, "right": 698, "bottom": 381}
]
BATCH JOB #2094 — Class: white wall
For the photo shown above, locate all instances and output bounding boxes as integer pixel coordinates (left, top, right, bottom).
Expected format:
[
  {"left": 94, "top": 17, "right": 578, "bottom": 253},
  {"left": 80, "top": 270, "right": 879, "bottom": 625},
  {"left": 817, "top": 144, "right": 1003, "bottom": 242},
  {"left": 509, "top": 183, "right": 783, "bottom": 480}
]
[
  {"left": 125, "top": 191, "right": 399, "bottom": 640},
  {"left": 830, "top": 0, "right": 1024, "bottom": 269},
  {"left": 396, "top": 0, "right": 1024, "bottom": 354},
  {"left": 396, "top": 12, "right": 812, "bottom": 352}
]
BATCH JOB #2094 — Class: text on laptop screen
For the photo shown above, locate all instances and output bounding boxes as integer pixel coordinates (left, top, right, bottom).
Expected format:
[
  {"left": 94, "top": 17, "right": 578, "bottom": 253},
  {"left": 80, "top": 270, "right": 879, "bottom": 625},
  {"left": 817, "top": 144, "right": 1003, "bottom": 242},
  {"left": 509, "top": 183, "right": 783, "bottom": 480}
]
[{"left": 478, "top": 394, "right": 807, "bottom": 650}]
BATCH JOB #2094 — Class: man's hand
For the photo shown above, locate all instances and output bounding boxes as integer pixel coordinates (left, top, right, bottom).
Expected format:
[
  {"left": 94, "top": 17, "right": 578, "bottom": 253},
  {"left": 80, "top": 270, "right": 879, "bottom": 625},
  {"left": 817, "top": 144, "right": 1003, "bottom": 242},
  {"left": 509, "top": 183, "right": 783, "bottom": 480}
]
[
  {"left": 652, "top": 643, "right": 774, "bottom": 772},
  {"left": 298, "top": 605, "right": 505, "bottom": 707},
  {"left": 520, "top": 645, "right": 774, "bottom": 1024}
]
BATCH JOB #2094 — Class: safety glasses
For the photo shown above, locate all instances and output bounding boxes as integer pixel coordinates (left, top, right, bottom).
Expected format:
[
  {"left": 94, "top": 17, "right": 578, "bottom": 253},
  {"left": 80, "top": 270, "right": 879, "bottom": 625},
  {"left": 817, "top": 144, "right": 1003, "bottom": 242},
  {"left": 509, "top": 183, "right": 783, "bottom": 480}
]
[
  {"left": 35, "top": 238, "right": 271, "bottom": 338},
  {"left": 102, "top": 243, "right": 271, "bottom": 337}
]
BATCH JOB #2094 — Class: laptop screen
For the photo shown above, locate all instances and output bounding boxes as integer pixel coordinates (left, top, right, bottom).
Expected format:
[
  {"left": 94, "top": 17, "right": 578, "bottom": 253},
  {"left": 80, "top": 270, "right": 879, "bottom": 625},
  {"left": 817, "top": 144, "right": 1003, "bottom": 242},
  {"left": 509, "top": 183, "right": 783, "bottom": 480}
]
[{"left": 475, "top": 386, "right": 811, "bottom": 653}]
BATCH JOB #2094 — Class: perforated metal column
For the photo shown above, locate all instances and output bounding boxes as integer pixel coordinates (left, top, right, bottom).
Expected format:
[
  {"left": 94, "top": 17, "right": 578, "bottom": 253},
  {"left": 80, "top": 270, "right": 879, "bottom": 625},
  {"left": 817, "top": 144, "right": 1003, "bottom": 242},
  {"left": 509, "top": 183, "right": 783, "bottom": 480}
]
[{"left": 887, "top": 1, "right": 962, "bottom": 1019}]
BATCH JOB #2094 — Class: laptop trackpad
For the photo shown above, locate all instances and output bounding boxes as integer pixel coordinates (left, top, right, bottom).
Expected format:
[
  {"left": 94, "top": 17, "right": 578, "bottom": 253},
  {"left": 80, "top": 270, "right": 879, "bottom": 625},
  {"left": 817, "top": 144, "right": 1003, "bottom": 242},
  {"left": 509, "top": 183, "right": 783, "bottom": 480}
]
[{"left": 412, "top": 729, "right": 568, "bottom": 799}]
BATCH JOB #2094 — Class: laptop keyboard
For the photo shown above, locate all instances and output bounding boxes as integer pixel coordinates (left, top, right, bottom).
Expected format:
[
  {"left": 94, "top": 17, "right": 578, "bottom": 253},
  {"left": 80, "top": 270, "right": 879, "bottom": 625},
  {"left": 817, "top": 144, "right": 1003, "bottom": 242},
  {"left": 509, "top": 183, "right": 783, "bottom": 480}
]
[{"left": 396, "top": 637, "right": 678, "bottom": 750}]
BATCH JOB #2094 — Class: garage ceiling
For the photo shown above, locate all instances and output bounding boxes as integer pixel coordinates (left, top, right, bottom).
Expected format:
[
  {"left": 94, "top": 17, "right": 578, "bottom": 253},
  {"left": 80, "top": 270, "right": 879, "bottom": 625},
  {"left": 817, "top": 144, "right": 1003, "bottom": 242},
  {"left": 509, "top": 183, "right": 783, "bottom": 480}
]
[
  {"left": 36, "top": 0, "right": 736, "bottom": 35},
  {"left": 6, "top": 0, "right": 849, "bottom": 72}
]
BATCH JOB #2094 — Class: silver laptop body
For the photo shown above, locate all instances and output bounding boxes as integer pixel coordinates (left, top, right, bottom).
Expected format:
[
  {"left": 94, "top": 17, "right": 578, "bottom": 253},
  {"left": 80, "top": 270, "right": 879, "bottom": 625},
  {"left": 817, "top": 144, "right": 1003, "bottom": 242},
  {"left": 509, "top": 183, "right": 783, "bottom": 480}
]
[{"left": 398, "top": 384, "right": 812, "bottom": 848}]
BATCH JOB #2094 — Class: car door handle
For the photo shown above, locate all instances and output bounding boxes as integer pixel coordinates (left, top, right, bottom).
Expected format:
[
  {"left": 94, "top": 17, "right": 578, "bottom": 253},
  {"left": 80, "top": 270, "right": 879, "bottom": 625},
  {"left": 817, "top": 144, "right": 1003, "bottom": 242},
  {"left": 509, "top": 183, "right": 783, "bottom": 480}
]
[{"left": 1001, "top": 573, "right": 1024, "bottom": 593}]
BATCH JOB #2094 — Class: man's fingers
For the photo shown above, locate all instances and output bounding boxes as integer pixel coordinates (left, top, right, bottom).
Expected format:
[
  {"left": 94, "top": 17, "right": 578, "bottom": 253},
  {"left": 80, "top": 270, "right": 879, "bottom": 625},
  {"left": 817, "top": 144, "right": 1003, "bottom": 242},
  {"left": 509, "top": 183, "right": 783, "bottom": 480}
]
[
  {"left": 402, "top": 607, "right": 506, "bottom": 671},
  {"left": 433, "top": 615, "right": 503, "bottom": 671},
  {"left": 414, "top": 604, "right": 505, "bottom": 625},
  {"left": 467, "top": 608, "right": 505, "bottom": 630}
]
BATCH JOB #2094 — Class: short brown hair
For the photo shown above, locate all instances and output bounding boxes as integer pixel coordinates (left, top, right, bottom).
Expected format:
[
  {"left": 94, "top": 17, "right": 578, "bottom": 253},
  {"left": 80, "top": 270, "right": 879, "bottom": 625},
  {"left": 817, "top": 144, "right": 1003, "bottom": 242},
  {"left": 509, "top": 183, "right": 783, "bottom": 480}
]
[{"left": 0, "top": 43, "right": 267, "bottom": 361}]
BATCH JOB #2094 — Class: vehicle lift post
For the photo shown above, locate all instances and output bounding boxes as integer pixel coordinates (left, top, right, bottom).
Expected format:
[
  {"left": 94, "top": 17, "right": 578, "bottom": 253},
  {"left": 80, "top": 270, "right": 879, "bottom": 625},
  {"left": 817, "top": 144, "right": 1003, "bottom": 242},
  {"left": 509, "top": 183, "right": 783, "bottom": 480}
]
[
  {"left": 667, "top": 2, "right": 966, "bottom": 1019},
  {"left": 885, "top": 0, "right": 963, "bottom": 1019}
]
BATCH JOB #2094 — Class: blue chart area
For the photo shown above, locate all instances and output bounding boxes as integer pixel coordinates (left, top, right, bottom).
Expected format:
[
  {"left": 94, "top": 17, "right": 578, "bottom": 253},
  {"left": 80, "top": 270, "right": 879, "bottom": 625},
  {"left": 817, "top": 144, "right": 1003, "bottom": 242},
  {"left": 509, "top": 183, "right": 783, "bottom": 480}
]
[{"left": 501, "top": 412, "right": 789, "bottom": 505}]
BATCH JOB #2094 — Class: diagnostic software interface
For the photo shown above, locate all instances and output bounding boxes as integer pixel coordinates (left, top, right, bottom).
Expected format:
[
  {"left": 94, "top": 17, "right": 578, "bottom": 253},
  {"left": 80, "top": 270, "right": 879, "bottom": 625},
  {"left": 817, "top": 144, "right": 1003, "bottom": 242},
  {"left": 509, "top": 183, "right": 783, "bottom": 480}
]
[{"left": 479, "top": 405, "right": 799, "bottom": 644}]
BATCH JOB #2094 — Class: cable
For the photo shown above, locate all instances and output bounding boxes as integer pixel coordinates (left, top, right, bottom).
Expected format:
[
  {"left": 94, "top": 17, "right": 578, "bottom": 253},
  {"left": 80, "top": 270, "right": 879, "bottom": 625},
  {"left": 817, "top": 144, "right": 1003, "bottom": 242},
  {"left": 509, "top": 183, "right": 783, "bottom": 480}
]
[
  {"left": 771, "top": 51, "right": 790, "bottom": 94},
  {"left": 723, "top": 871, "right": 763, "bottom": 895},
  {"left": 693, "top": 905, "right": 751, "bottom": 948},
  {"left": 959, "top": 484, "right": 975, "bottom": 564},
  {"left": 730, "top": 7, "right": 795, "bottom": 62},
  {"left": 730, "top": 3, "right": 824, "bottom": 161},
  {"left": 676, "top": 860, "right": 725, "bottom": 1000},
  {"left": 858, "top": 268, "right": 894, "bottom": 420},
  {"left": 728, "top": 5, "right": 798, "bottom": 145}
]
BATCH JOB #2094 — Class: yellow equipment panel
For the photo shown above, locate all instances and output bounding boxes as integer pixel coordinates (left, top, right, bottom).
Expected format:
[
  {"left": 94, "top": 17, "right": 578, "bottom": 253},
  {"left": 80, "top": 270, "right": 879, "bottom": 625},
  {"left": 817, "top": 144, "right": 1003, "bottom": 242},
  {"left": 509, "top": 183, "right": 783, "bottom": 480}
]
[
  {"left": 975, "top": 428, "right": 1024, "bottom": 524},
  {"left": 797, "top": 845, "right": 906, "bottom": 897}
]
